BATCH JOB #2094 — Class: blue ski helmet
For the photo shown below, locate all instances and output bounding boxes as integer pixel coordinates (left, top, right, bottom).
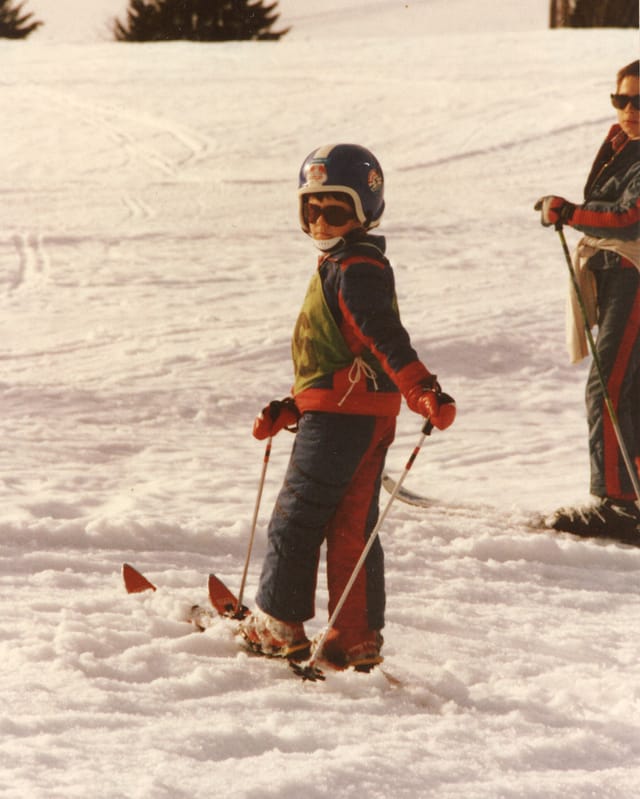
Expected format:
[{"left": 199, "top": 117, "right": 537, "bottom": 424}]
[{"left": 298, "top": 144, "right": 385, "bottom": 233}]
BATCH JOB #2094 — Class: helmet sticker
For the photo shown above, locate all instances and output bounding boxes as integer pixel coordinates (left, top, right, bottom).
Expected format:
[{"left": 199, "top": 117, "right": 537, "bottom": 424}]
[
  {"left": 305, "top": 161, "right": 328, "bottom": 187},
  {"left": 367, "top": 168, "right": 383, "bottom": 193}
]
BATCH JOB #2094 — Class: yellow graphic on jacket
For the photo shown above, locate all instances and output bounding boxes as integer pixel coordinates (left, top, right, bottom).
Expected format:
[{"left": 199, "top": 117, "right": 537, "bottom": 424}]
[{"left": 292, "top": 270, "right": 383, "bottom": 394}]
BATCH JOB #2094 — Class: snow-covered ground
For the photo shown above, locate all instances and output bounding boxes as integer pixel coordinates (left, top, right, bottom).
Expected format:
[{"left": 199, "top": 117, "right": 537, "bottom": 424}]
[{"left": 2, "top": 2, "right": 639, "bottom": 797}]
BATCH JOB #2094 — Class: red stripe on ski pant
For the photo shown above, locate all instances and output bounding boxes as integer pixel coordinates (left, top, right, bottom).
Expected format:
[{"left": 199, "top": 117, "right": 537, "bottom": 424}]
[
  {"left": 325, "top": 416, "right": 396, "bottom": 634},
  {"left": 603, "top": 286, "right": 640, "bottom": 499}
]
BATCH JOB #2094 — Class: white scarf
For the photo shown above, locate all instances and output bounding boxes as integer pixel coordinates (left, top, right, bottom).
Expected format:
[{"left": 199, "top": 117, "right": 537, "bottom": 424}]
[{"left": 566, "top": 236, "right": 640, "bottom": 363}]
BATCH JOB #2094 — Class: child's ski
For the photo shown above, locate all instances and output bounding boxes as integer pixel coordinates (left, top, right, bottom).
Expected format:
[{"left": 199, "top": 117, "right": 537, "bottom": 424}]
[
  {"left": 121, "top": 564, "right": 402, "bottom": 684},
  {"left": 122, "top": 563, "right": 215, "bottom": 631},
  {"left": 208, "top": 573, "right": 402, "bottom": 684},
  {"left": 122, "top": 562, "right": 158, "bottom": 593},
  {"left": 207, "top": 572, "right": 250, "bottom": 620}
]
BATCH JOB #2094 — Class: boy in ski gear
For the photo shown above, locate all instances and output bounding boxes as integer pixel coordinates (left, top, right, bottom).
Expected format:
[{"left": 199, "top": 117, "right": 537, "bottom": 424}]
[
  {"left": 241, "top": 144, "right": 456, "bottom": 669},
  {"left": 535, "top": 60, "right": 640, "bottom": 541}
]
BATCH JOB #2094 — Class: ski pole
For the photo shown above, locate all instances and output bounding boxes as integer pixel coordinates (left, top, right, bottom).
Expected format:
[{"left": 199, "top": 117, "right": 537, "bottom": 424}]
[
  {"left": 556, "top": 224, "right": 640, "bottom": 510},
  {"left": 292, "top": 418, "right": 434, "bottom": 681},
  {"left": 235, "top": 436, "right": 272, "bottom": 615}
]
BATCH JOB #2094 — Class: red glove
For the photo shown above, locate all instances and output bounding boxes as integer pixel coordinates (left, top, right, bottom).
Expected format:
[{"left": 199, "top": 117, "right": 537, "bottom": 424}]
[
  {"left": 253, "top": 397, "right": 301, "bottom": 440},
  {"left": 534, "top": 196, "right": 576, "bottom": 228},
  {"left": 405, "top": 384, "right": 456, "bottom": 430}
]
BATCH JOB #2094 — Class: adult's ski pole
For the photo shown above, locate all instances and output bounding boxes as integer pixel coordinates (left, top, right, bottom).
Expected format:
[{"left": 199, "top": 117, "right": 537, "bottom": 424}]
[
  {"left": 556, "top": 224, "right": 640, "bottom": 510},
  {"left": 291, "top": 417, "right": 435, "bottom": 681}
]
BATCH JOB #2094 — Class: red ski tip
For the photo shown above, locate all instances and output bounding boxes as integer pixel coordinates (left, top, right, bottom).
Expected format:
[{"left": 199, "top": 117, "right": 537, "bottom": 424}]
[
  {"left": 122, "top": 563, "right": 157, "bottom": 594},
  {"left": 207, "top": 573, "right": 249, "bottom": 619}
]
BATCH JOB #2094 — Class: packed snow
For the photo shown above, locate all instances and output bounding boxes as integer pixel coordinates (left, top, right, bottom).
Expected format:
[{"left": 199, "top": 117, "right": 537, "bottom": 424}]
[{"left": 1, "top": 1, "right": 639, "bottom": 797}]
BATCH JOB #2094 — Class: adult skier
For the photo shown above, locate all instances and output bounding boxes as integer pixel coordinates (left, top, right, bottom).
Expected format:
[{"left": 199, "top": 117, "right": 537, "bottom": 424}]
[{"left": 535, "top": 59, "right": 640, "bottom": 539}]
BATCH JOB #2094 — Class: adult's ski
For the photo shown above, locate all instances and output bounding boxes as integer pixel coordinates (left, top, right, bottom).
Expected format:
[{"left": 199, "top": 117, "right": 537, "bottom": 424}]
[
  {"left": 381, "top": 475, "right": 640, "bottom": 548},
  {"left": 381, "top": 472, "right": 434, "bottom": 508}
]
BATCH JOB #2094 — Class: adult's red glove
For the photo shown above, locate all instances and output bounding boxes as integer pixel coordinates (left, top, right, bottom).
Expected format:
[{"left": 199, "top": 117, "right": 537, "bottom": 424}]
[
  {"left": 534, "top": 196, "right": 576, "bottom": 228},
  {"left": 405, "top": 383, "right": 456, "bottom": 430},
  {"left": 252, "top": 397, "right": 301, "bottom": 440}
]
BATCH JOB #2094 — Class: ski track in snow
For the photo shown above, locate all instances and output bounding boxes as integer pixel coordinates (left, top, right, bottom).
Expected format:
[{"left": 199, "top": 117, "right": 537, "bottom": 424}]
[
  {"left": 1, "top": 15, "right": 640, "bottom": 799},
  {"left": 6, "top": 232, "right": 51, "bottom": 292}
]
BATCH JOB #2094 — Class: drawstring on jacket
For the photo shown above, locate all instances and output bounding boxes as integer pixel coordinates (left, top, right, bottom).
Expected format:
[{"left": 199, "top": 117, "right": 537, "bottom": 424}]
[{"left": 337, "top": 356, "right": 379, "bottom": 406}]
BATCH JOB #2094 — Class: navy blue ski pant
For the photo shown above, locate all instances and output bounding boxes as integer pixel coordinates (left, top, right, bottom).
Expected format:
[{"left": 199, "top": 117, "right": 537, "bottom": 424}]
[
  {"left": 255, "top": 411, "right": 396, "bottom": 632},
  {"left": 587, "top": 262, "right": 640, "bottom": 500}
]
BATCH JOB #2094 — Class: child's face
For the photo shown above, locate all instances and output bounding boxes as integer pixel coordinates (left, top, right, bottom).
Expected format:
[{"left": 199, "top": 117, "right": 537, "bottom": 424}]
[{"left": 305, "top": 195, "right": 362, "bottom": 241}]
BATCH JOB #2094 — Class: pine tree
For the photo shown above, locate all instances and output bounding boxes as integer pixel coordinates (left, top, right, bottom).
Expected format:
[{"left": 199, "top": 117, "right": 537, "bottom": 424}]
[
  {"left": 113, "top": 0, "right": 289, "bottom": 42},
  {"left": 0, "top": 0, "right": 42, "bottom": 38}
]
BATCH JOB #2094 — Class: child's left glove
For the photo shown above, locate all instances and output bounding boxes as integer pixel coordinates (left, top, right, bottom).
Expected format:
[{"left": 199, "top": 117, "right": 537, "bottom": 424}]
[
  {"left": 253, "top": 397, "right": 301, "bottom": 440},
  {"left": 405, "top": 383, "right": 456, "bottom": 430}
]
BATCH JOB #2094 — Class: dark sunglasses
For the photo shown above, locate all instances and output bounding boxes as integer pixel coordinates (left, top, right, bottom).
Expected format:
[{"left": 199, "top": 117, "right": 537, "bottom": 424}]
[
  {"left": 306, "top": 202, "right": 355, "bottom": 226},
  {"left": 610, "top": 93, "right": 640, "bottom": 110}
]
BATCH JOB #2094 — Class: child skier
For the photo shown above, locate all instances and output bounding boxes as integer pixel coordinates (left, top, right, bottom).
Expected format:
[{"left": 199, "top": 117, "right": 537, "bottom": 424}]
[{"left": 240, "top": 143, "right": 456, "bottom": 670}]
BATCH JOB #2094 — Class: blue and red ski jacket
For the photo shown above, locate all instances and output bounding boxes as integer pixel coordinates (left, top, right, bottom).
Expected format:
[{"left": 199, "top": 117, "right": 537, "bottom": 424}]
[
  {"left": 570, "top": 124, "right": 640, "bottom": 248},
  {"left": 291, "top": 233, "right": 432, "bottom": 416}
]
